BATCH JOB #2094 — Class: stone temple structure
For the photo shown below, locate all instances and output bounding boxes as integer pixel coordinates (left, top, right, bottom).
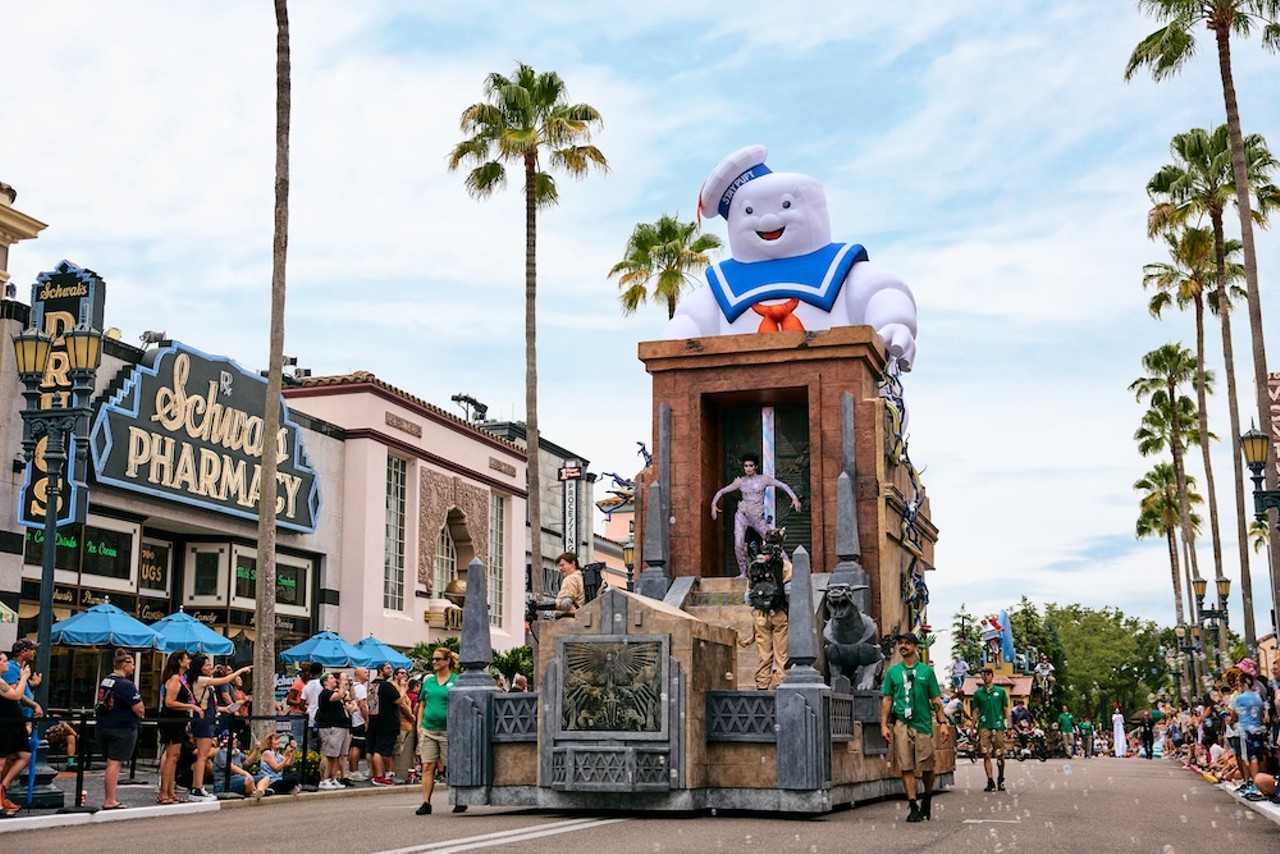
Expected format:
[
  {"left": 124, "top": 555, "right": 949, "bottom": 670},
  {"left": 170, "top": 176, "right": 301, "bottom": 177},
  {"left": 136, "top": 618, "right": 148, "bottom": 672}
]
[{"left": 447, "top": 326, "right": 949, "bottom": 813}]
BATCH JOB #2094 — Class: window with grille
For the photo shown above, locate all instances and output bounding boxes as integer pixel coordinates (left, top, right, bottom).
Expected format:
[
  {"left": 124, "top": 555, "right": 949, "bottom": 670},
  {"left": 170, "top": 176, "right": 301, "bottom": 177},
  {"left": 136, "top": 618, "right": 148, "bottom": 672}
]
[
  {"left": 434, "top": 526, "right": 457, "bottom": 598},
  {"left": 384, "top": 456, "right": 407, "bottom": 610},
  {"left": 489, "top": 493, "right": 504, "bottom": 626}
]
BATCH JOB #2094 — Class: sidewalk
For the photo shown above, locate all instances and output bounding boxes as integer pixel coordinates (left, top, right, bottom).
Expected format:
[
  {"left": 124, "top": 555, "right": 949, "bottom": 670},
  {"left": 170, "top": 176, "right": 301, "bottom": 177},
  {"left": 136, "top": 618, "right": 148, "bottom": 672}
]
[{"left": 0, "top": 769, "right": 426, "bottom": 833}]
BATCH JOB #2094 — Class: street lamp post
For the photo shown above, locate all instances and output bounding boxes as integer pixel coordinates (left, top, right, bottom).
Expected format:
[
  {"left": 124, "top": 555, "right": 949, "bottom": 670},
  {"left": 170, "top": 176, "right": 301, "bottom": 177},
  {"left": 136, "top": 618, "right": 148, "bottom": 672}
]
[
  {"left": 622, "top": 535, "right": 636, "bottom": 593},
  {"left": 12, "top": 324, "right": 102, "bottom": 713},
  {"left": 1175, "top": 624, "right": 1196, "bottom": 702},
  {"left": 1240, "top": 426, "right": 1280, "bottom": 646},
  {"left": 1192, "top": 575, "right": 1231, "bottom": 677}
]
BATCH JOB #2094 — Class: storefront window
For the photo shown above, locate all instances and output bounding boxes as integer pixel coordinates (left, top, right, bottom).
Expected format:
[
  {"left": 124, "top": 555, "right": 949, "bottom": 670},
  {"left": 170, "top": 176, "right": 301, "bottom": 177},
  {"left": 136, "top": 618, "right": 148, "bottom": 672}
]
[
  {"left": 278, "top": 563, "right": 306, "bottom": 607},
  {"left": 23, "top": 528, "right": 79, "bottom": 572},
  {"left": 235, "top": 555, "right": 257, "bottom": 599},
  {"left": 139, "top": 541, "right": 170, "bottom": 595},
  {"left": 80, "top": 525, "right": 133, "bottom": 579},
  {"left": 193, "top": 551, "right": 221, "bottom": 596}
]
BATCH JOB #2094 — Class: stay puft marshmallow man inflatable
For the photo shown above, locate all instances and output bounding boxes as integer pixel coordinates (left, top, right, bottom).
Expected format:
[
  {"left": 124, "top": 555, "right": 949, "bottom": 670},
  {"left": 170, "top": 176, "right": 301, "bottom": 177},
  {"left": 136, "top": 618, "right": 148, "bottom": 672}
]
[{"left": 661, "top": 145, "right": 918, "bottom": 370}]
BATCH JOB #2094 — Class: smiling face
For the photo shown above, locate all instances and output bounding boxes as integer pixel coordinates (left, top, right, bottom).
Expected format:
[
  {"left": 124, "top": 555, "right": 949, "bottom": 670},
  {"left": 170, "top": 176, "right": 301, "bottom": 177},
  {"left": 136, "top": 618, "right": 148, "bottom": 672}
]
[{"left": 726, "top": 172, "right": 831, "bottom": 263}]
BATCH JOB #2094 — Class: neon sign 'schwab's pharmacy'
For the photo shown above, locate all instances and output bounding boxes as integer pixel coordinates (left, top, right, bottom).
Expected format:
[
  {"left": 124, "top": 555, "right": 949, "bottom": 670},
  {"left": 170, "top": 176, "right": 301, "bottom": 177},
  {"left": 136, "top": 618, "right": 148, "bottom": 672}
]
[{"left": 91, "top": 342, "right": 321, "bottom": 532}]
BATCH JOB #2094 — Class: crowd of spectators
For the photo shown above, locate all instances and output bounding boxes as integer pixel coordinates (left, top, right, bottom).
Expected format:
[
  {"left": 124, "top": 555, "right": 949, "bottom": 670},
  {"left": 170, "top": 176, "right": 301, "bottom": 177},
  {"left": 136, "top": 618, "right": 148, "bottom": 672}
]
[{"left": 1161, "top": 655, "right": 1280, "bottom": 805}]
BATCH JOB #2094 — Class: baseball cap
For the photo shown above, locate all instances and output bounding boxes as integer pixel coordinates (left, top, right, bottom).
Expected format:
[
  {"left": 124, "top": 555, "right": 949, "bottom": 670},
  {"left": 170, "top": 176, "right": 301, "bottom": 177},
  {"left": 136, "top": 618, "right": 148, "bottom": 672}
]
[{"left": 894, "top": 632, "right": 921, "bottom": 645}]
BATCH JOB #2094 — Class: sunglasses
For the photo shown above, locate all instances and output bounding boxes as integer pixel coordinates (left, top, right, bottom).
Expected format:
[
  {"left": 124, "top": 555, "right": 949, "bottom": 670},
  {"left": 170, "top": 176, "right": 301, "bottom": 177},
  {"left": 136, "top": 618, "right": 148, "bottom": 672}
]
[{"left": 431, "top": 657, "right": 446, "bottom": 662}]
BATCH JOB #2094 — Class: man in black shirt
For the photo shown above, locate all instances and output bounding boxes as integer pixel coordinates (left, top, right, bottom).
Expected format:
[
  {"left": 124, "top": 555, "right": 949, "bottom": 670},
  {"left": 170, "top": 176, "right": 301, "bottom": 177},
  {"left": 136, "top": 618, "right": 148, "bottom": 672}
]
[{"left": 368, "top": 663, "right": 402, "bottom": 786}]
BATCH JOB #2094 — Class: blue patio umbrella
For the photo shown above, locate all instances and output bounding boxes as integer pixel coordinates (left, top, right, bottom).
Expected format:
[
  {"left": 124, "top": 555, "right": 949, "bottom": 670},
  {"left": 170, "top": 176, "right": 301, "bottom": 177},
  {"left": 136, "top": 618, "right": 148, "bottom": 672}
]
[
  {"left": 151, "top": 608, "right": 235, "bottom": 655},
  {"left": 354, "top": 635, "right": 413, "bottom": 670},
  {"left": 279, "top": 630, "right": 375, "bottom": 668},
  {"left": 49, "top": 601, "right": 160, "bottom": 649}
]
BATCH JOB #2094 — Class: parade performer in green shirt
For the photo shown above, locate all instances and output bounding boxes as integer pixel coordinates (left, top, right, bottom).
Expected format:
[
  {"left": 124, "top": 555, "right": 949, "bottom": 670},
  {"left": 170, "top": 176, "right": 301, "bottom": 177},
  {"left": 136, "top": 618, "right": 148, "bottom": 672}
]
[
  {"left": 880, "top": 632, "right": 947, "bottom": 823},
  {"left": 1077, "top": 716, "right": 1095, "bottom": 758},
  {"left": 1056, "top": 705, "right": 1076, "bottom": 758},
  {"left": 971, "top": 666, "right": 1009, "bottom": 792}
]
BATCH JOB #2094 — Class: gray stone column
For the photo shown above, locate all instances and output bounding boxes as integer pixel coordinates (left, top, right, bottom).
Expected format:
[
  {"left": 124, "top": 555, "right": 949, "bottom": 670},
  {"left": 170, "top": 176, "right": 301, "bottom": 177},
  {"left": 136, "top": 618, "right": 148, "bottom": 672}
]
[
  {"left": 777, "top": 546, "right": 832, "bottom": 789},
  {"left": 448, "top": 557, "right": 497, "bottom": 790},
  {"left": 636, "top": 482, "right": 671, "bottom": 600}
]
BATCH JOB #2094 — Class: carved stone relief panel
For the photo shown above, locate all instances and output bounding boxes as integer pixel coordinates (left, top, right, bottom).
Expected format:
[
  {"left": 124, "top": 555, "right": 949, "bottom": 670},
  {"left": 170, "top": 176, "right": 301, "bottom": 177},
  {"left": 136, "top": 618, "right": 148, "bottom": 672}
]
[{"left": 417, "top": 468, "right": 491, "bottom": 592}]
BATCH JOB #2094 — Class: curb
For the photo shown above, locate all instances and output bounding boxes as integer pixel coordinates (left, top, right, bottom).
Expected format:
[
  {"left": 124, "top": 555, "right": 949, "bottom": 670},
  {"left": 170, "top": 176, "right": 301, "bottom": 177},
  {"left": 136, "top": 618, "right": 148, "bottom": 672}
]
[
  {"left": 0, "top": 785, "right": 418, "bottom": 833},
  {"left": 1213, "top": 782, "right": 1280, "bottom": 828}
]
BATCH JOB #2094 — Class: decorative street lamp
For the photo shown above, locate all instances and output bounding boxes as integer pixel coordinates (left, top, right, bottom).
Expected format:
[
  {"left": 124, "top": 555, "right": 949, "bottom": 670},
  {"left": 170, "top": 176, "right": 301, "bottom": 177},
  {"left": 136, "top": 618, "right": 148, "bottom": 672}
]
[
  {"left": 1192, "top": 574, "right": 1231, "bottom": 677},
  {"left": 1174, "top": 624, "right": 1196, "bottom": 701},
  {"left": 1240, "top": 425, "right": 1280, "bottom": 646},
  {"left": 622, "top": 535, "right": 636, "bottom": 593},
  {"left": 13, "top": 323, "right": 103, "bottom": 716}
]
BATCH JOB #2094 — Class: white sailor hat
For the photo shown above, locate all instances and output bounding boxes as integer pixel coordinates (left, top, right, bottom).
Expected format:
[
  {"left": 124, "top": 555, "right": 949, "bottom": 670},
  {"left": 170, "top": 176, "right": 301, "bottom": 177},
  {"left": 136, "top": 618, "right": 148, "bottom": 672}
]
[{"left": 698, "top": 144, "right": 770, "bottom": 221}]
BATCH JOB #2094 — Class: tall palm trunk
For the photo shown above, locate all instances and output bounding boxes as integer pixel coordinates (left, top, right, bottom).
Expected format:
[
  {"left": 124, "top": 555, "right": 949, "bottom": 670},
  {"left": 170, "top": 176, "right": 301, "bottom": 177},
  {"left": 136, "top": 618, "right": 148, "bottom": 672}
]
[
  {"left": 1165, "top": 525, "right": 1192, "bottom": 697},
  {"left": 1213, "top": 21, "right": 1280, "bottom": 643},
  {"left": 1191, "top": 292, "right": 1223, "bottom": 586},
  {"left": 1167, "top": 375, "right": 1202, "bottom": 619},
  {"left": 1210, "top": 210, "right": 1256, "bottom": 648},
  {"left": 523, "top": 150, "right": 544, "bottom": 600},
  {"left": 254, "top": 0, "right": 290, "bottom": 726}
]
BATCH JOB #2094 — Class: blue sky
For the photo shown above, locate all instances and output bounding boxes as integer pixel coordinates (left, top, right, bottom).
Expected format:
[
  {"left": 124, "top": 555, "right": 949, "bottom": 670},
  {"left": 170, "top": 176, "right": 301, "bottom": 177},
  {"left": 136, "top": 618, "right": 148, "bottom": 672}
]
[{"left": 5, "top": 2, "right": 1280, "bottom": 658}]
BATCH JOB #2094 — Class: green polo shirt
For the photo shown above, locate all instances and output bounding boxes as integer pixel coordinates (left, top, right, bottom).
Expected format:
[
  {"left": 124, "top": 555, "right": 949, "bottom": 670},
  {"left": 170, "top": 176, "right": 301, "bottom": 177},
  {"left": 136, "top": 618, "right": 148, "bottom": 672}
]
[
  {"left": 881, "top": 660, "right": 941, "bottom": 735},
  {"left": 1057, "top": 712, "right": 1075, "bottom": 733},
  {"left": 1078, "top": 720, "right": 1094, "bottom": 737},
  {"left": 971, "top": 685, "right": 1009, "bottom": 731}
]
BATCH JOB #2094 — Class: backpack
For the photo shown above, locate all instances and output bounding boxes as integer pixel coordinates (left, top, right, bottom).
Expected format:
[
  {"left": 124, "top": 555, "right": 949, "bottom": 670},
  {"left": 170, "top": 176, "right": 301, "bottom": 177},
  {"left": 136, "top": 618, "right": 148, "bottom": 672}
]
[
  {"left": 95, "top": 675, "right": 118, "bottom": 719},
  {"left": 747, "top": 552, "right": 786, "bottom": 612}
]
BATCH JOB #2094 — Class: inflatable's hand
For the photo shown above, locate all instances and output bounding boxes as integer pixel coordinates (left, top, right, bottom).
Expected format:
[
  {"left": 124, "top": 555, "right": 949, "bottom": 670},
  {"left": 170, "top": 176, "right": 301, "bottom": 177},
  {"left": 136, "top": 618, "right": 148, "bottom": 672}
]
[{"left": 876, "top": 322, "right": 916, "bottom": 371}]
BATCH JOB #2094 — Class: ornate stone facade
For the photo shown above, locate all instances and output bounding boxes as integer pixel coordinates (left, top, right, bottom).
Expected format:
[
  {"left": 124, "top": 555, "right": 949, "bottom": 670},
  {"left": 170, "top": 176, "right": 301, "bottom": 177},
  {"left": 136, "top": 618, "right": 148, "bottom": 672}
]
[{"left": 418, "top": 468, "right": 489, "bottom": 592}]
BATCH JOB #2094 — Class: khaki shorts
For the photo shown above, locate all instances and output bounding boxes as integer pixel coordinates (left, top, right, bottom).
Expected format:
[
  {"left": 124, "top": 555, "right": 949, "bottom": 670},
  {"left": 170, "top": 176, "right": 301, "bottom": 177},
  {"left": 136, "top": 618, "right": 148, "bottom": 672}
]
[
  {"left": 318, "top": 727, "right": 347, "bottom": 758},
  {"left": 893, "top": 720, "right": 935, "bottom": 773},
  {"left": 979, "top": 728, "right": 1006, "bottom": 756},
  {"left": 418, "top": 729, "right": 447, "bottom": 765}
]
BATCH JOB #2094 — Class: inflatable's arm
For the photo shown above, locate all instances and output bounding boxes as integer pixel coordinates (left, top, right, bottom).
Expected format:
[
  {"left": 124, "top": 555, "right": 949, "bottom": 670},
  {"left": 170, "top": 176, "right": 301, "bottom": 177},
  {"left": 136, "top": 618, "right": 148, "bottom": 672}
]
[
  {"left": 843, "top": 262, "right": 918, "bottom": 370},
  {"left": 662, "top": 287, "right": 722, "bottom": 339}
]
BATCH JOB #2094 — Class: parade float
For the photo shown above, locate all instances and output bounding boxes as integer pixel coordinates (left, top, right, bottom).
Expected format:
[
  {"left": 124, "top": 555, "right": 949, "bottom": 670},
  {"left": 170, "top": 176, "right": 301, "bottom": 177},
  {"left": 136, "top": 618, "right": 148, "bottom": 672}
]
[{"left": 448, "top": 145, "right": 947, "bottom": 812}]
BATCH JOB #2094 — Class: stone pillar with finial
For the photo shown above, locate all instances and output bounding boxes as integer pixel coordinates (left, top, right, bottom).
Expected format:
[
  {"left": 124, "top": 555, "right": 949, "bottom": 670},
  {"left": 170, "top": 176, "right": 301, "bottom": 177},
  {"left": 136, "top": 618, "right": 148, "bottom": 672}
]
[
  {"left": 447, "top": 557, "right": 498, "bottom": 799},
  {"left": 776, "top": 546, "right": 832, "bottom": 789}
]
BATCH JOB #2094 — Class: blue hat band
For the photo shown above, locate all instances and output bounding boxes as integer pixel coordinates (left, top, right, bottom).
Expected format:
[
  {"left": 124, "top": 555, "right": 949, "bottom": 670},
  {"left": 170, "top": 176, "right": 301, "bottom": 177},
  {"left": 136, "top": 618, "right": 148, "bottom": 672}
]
[{"left": 718, "top": 164, "right": 771, "bottom": 219}]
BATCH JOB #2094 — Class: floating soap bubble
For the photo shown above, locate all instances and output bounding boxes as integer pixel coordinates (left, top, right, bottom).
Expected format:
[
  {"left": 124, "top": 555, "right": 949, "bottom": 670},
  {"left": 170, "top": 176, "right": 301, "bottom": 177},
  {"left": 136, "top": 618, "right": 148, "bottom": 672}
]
[{"left": 1062, "top": 763, "right": 1072, "bottom": 776}]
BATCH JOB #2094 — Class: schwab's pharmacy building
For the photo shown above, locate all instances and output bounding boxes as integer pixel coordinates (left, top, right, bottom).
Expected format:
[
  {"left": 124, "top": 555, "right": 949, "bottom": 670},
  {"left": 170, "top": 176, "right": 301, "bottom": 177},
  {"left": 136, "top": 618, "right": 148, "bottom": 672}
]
[{"left": 0, "top": 261, "right": 528, "bottom": 711}]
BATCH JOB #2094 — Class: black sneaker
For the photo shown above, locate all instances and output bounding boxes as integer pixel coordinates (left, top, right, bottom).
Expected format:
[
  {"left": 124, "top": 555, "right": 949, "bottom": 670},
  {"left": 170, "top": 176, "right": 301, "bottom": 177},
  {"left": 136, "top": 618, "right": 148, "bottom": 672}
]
[
  {"left": 415, "top": 802, "right": 432, "bottom": 815},
  {"left": 452, "top": 804, "right": 467, "bottom": 813},
  {"left": 983, "top": 779, "right": 996, "bottom": 792},
  {"left": 339, "top": 778, "right": 356, "bottom": 788}
]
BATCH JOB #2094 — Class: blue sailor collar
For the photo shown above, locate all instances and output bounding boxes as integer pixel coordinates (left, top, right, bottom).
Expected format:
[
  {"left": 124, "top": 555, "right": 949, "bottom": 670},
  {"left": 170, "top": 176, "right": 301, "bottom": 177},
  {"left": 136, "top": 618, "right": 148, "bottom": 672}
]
[{"left": 705, "top": 242, "right": 868, "bottom": 323}]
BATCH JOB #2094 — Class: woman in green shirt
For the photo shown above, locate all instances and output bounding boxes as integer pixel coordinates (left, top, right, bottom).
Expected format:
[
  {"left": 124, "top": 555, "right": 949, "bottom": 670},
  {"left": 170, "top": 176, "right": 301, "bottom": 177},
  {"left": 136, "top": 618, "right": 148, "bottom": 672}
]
[{"left": 415, "top": 647, "right": 459, "bottom": 816}]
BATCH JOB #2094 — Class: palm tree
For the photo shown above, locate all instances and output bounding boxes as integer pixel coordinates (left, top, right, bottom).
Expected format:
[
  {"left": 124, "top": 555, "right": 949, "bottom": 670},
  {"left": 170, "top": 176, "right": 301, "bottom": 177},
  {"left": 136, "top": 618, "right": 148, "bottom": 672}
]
[
  {"left": 608, "top": 215, "right": 722, "bottom": 319},
  {"left": 1135, "top": 461, "right": 1204, "bottom": 627},
  {"left": 447, "top": 64, "right": 608, "bottom": 600},
  {"left": 1135, "top": 389, "right": 1207, "bottom": 624},
  {"left": 1131, "top": 345, "right": 1205, "bottom": 624},
  {"left": 1126, "top": 0, "right": 1280, "bottom": 639},
  {"left": 254, "top": 0, "right": 290, "bottom": 729},
  {"left": 1141, "top": 227, "right": 1223, "bottom": 598},
  {"left": 1146, "top": 124, "right": 1276, "bottom": 648}
]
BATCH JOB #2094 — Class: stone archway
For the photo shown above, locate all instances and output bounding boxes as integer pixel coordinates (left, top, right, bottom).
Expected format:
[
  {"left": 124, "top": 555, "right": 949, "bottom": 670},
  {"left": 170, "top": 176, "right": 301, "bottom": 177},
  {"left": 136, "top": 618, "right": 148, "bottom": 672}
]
[{"left": 419, "top": 468, "right": 489, "bottom": 594}]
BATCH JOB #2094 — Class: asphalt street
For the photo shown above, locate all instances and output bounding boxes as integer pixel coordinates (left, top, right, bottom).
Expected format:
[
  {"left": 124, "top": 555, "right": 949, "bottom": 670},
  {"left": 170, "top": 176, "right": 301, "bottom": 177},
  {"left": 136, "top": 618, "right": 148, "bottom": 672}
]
[{"left": 3, "top": 755, "right": 1277, "bottom": 853}]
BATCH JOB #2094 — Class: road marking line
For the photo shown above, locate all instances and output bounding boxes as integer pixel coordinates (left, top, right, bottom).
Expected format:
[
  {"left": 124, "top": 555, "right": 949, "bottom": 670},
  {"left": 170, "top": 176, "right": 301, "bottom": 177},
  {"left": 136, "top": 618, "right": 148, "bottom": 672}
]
[
  {"left": 373, "top": 817, "right": 627, "bottom": 854},
  {"left": 962, "top": 819, "right": 1021, "bottom": 824}
]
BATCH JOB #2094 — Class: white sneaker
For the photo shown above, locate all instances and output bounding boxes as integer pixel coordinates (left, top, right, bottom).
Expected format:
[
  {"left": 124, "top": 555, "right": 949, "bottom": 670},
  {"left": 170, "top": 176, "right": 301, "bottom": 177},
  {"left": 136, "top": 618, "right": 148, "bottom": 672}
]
[
  {"left": 347, "top": 772, "right": 369, "bottom": 782},
  {"left": 317, "top": 779, "right": 335, "bottom": 790}
]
